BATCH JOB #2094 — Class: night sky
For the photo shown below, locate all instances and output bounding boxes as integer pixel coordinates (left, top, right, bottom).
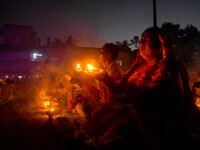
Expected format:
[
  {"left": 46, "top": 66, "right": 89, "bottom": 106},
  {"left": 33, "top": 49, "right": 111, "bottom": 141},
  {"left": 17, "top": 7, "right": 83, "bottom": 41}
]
[{"left": 1, "top": 0, "right": 200, "bottom": 47}]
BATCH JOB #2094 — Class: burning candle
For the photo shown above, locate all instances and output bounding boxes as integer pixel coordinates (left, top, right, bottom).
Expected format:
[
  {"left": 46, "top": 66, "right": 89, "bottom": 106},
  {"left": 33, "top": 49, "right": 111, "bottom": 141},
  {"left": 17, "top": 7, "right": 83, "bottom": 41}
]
[
  {"left": 87, "top": 64, "right": 95, "bottom": 70},
  {"left": 76, "top": 64, "right": 83, "bottom": 72},
  {"left": 44, "top": 101, "right": 50, "bottom": 111},
  {"left": 76, "top": 63, "right": 103, "bottom": 74},
  {"left": 44, "top": 101, "right": 50, "bottom": 106},
  {"left": 86, "top": 64, "right": 103, "bottom": 73}
]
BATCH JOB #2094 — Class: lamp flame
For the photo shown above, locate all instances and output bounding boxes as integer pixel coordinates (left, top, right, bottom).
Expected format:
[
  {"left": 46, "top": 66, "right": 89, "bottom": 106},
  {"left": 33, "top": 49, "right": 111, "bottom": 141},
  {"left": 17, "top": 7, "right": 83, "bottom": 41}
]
[
  {"left": 87, "top": 64, "right": 96, "bottom": 70},
  {"left": 86, "top": 64, "right": 103, "bottom": 73},
  {"left": 76, "top": 64, "right": 83, "bottom": 72},
  {"left": 76, "top": 63, "right": 103, "bottom": 73},
  {"left": 44, "top": 101, "right": 50, "bottom": 106}
]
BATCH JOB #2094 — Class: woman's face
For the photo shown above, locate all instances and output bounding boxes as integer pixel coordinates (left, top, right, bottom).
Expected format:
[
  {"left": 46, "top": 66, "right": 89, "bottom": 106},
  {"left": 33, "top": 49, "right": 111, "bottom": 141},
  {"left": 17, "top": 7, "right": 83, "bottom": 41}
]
[{"left": 139, "top": 32, "right": 161, "bottom": 63}]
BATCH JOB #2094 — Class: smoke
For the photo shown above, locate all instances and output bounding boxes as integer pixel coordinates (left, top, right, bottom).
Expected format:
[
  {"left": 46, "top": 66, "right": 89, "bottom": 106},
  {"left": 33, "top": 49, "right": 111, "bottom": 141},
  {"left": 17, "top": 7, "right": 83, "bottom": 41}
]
[{"left": 0, "top": 51, "right": 88, "bottom": 139}]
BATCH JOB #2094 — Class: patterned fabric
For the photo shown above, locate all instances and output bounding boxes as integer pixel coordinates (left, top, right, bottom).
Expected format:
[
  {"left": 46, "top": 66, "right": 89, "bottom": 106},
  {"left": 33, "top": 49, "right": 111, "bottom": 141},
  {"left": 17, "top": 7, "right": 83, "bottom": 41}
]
[
  {"left": 125, "top": 56, "right": 200, "bottom": 134},
  {"left": 127, "top": 59, "right": 172, "bottom": 90}
]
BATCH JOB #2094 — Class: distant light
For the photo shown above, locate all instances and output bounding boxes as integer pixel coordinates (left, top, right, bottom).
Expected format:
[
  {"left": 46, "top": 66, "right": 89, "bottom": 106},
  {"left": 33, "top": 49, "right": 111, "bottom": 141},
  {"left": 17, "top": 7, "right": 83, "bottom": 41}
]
[
  {"left": 18, "top": 76, "right": 22, "bottom": 79},
  {"left": 37, "top": 54, "right": 43, "bottom": 56},
  {"left": 32, "top": 53, "right": 43, "bottom": 60},
  {"left": 33, "top": 53, "right": 37, "bottom": 59},
  {"left": 6, "top": 76, "right": 8, "bottom": 79}
]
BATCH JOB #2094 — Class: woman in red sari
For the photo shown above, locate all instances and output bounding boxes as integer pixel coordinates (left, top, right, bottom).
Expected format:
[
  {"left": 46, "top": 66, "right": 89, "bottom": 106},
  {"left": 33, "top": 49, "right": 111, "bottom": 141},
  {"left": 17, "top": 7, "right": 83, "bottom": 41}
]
[{"left": 86, "top": 27, "right": 200, "bottom": 150}]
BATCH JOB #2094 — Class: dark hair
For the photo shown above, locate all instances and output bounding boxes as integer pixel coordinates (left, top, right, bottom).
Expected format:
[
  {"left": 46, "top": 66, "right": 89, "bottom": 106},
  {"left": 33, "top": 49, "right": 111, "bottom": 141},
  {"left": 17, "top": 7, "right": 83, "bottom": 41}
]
[
  {"left": 142, "top": 27, "right": 162, "bottom": 50},
  {"left": 101, "top": 43, "right": 119, "bottom": 61},
  {"left": 143, "top": 26, "right": 174, "bottom": 58}
]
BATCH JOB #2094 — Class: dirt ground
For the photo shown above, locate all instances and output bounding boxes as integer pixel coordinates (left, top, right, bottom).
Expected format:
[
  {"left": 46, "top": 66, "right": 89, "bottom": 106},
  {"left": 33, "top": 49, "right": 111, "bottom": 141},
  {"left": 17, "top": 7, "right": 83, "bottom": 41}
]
[{"left": 0, "top": 97, "right": 89, "bottom": 150}]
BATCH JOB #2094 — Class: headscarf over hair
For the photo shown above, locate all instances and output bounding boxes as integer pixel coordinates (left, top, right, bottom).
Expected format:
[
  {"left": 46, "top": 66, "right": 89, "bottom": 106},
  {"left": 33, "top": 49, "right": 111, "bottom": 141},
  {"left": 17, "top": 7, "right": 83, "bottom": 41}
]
[
  {"left": 120, "top": 27, "right": 177, "bottom": 90},
  {"left": 142, "top": 27, "right": 162, "bottom": 52},
  {"left": 142, "top": 27, "right": 176, "bottom": 59}
]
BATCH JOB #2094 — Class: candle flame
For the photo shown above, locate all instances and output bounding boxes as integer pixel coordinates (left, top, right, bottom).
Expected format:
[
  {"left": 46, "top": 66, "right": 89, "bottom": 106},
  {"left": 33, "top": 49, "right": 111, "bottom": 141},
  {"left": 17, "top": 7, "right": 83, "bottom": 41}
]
[
  {"left": 75, "top": 63, "right": 103, "bottom": 73},
  {"left": 87, "top": 64, "right": 96, "bottom": 70},
  {"left": 44, "top": 101, "right": 50, "bottom": 106},
  {"left": 76, "top": 64, "right": 83, "bottom": 72},
  {"left": 86, "top": 64, "right": 103, "bottom": 73}
]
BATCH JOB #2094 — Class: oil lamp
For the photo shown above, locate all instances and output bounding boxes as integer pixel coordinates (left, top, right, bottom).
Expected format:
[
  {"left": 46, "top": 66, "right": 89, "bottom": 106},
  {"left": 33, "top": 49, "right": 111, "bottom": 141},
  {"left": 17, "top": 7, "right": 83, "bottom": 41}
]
[
  {"left": 46, "top": 106, "right": 56, "bottom": 119},
  {"left": 76, "top": 64, "right": 83, "bottom": 72},
  {"left": 76, "top": 63, "right": 103, "bottom": 74}
]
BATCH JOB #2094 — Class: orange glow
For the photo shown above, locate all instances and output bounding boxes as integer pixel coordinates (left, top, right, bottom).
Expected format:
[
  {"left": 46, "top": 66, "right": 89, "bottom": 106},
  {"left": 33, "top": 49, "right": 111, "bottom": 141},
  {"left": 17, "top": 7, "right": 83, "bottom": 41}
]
[
  {"left": 86, "top": 64, "right": 103, "bottom": 73},
  {"left": 196, "top": 98, "right": 200, "bottom": 108},
  {"left": 44, "top": 101, "right": 50, "bottom": 111},
  {"left": 76, "top": 63, "right": 103, "bottom": 74},
  {"left": 76, "top": 64, "right": 83, "bottom": 72},
  {"left": 87, "top": 64, "right": 96, "bottom": 70},
  {"left": 44, "top": 101, "right": 50, "bottom": 106},
  {"left": 51, "top": 108, "right": 54, "bottom": 111}
]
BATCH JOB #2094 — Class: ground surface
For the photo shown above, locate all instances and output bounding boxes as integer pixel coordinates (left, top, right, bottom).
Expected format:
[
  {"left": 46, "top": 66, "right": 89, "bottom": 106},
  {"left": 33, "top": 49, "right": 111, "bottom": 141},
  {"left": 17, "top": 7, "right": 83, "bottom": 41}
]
[
  {"left": 0, "top": 97, "right": 88, "bottom": 150},
  {"left": 1, "top": 96, "right": 200, "bottom": 150}
]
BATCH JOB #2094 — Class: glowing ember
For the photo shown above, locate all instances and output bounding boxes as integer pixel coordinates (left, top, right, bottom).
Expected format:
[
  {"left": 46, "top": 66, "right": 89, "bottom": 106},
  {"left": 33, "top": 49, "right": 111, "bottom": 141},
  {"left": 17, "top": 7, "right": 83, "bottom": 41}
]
[
  {"left": 76, "top": 64, "right": 83, "bottom": 72},
  {"left": 50, "top": 108, "right": 54, "bottom": 111}
]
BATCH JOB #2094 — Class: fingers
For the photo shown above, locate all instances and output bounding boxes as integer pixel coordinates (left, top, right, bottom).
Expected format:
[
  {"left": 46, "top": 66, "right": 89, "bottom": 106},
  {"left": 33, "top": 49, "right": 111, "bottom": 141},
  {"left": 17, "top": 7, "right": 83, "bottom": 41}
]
[
  {"left": 158, "top": 34, "right": 168, "bottom": 58},
  {"left": 95, "top": 71, "right": 109, "bottom": 81},
  {"left": 158, "top": 34, "right": 164, "bottom": 43},
  {"left": 158, "top": 34, "right": 167, "bottom": 43}
]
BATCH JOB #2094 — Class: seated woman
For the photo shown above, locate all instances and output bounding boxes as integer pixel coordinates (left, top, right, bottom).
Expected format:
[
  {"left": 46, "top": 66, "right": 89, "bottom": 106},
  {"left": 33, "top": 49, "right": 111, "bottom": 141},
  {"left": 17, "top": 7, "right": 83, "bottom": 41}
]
[{"left": 86, "top": 27, "right": 200, "bottom": 150}]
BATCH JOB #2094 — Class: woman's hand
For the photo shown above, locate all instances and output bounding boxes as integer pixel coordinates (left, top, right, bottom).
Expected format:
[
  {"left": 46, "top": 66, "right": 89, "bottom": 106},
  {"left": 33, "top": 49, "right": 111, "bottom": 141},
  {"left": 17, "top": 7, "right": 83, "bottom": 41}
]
[
  {"left": 158, "top": 32, "right": 174, "bottom": 58},
  {"left": 158, "top": 33, "right": 168, "bottom": 58},
  {"left": 95, "top": 71, "right": 109, "bottom": 81}
]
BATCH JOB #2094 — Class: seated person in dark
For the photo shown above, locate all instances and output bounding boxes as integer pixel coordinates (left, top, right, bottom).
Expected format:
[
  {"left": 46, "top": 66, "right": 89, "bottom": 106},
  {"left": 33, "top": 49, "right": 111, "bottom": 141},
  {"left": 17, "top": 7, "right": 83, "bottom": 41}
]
[
  {"left": 86, "top": 27, "right": 200, "bottom": 150},
  {"left": 68, "top": 43, "right": 122, "bottom": 118},
  {"left": 81, "top": 43, "right": 122, "bottom": 117}
]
